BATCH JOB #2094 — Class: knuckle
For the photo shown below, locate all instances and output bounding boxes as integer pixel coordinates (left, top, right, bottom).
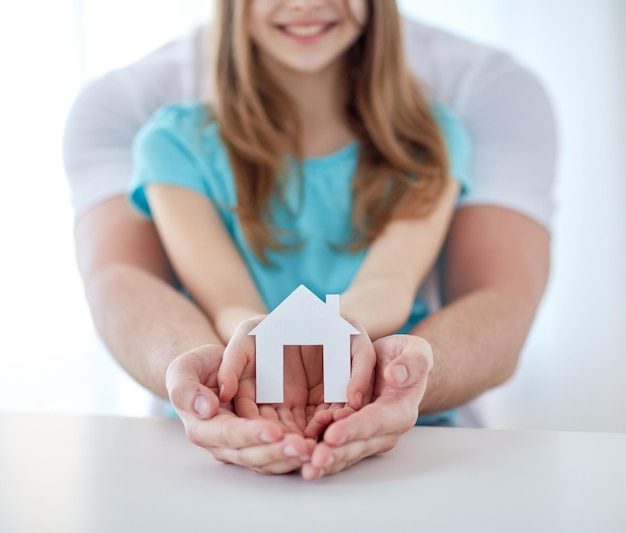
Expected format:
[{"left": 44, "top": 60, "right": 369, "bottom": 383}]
[
  {"left": 212, "top": 451, "right": 231, "bottom": 464},
  {"left": 235, "top": 315, "right": 265, "bottom": 337},
  {"left": 262, "top": 461, "right": 300, "bottom": 475},
  {"left": 413, "top": 338, "right": 434, "bottom": 370},
  {"left": 215, "top": 421, "right": 231, "bottom": 448},
  {"left": 379, "top": 436, "right": 399, "bottom": 454},
  {"left": 398, "top": 417, "right": 415, "bottom": 434},
  {"left": 167, "top": 383, "right": 187, "bottom": 409},
  {"left": 184, "top": 422, "right": 204, "bottom": 448},
  {"left": 186, "top": 430, "right": 203, "bottom": 448}
]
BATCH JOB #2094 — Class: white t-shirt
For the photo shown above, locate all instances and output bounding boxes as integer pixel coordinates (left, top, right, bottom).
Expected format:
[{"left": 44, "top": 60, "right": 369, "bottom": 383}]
[{"left": 63, "top": 17, "right": 557, "bottom": 230}]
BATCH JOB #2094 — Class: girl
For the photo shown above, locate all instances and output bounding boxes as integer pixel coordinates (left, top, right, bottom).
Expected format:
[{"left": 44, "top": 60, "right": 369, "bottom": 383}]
[{"left": 129, "top": 0, "right": 470, "bottom": 431}]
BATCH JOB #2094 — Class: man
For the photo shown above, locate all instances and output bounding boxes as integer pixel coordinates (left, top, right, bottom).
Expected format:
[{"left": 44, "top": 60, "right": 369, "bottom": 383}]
[{"left": 64, "top": 15, "right": 556, "bottom": 479}]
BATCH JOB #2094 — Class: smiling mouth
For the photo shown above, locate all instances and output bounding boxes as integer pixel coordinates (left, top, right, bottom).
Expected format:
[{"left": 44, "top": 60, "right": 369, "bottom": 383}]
[{"left": 278, "top": 23, "right": 336, "bottom": 38}]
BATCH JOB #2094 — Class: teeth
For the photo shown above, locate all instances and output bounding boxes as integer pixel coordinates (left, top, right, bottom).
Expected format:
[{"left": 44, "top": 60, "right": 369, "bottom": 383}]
[{"left": 284, "top": 24, "right": 326, "bottom": 37}]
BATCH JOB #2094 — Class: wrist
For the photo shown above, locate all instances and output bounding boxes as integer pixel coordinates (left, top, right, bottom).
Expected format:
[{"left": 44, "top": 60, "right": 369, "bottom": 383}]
[
  {"left": 342, "top": 281, "right": 413, "bottom": 339},
  {"left": 214, "top": 306, "right": 266, "bottom": 344}
]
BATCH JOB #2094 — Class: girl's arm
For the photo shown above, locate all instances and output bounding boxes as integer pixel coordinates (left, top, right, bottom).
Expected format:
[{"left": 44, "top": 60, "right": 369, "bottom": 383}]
[
  {"left": 145, "top": 184, "right": 267, "bottom": 343},
  {"left": 341, "top": 179, "right": 460, "bottom": 340}
]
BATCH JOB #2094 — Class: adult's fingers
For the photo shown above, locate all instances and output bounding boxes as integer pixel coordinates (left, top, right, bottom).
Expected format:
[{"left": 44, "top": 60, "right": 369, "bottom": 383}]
[
  {"left": 182, "top": 410, "right": 284, "bottom": 450},
  {"left": 322, "top": 335, "right": 432, "bottom": 446},
  {"left": 211, "top": 434, "right": 315, "bottom": 474},
  {"left": 302, "top": 434, "right": 398, "bottom": 480},
  {"left": 319, "top": 398, "right": 414, "bottom": 448},
  {"left": 166, "top": 345, "right": 225, "bottom": 419}
]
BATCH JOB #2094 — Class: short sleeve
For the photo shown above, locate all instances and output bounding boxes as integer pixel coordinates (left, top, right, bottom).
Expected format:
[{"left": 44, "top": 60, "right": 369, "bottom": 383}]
[
  {"left": 453, "top": 54, "right": 558, "bottom": 229},
  {"left": 62, "top": 28, "right": 203, "bottom": 218},
  {"left": 128, "top": 105, "right": 210, "bottom": 218},
  {"left": 431, "top": 104, "right": 472, "bottom": 196}
]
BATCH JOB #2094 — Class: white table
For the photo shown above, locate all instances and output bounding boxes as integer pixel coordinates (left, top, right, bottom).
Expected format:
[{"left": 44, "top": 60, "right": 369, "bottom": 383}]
[{"left": 0, "top": 413, "right": 624, "bottom": 533}]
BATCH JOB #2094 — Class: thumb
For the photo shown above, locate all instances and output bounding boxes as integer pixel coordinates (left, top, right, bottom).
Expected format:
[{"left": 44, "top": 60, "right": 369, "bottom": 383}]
[
  {"left": 166, "top": 347, "right": 223, "bottom": 420},
  {"left": 217, "top": 319, "right": 259, "bottom": 402},
  {"left": 375, "top": 335, "right": 433, "bottom": 390},
  {"left": 389, "top": 363, "right": 410, "bottom": 387}
]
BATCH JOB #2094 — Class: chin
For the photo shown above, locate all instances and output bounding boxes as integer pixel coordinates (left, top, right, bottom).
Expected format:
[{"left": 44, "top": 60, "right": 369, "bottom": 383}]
[{"left": 277, "top": 55, "right": 340, "bottom": 76}]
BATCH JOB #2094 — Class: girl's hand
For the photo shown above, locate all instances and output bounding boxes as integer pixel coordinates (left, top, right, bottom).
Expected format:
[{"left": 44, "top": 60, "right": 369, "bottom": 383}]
[{"left": 217, "top": 316, "right": 376, "bottom": 450}]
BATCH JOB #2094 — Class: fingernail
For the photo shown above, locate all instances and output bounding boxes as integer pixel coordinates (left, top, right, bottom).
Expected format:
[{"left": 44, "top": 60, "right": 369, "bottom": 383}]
[
  {"left": 355, "top": 392, "right": 364, "bottom": 408},
  {"left": 193, "top": 395, "right": 211, "bottom": 417},
  {"left": 260, "top": 431, "right": 277, "bottom": 443},
  {"left": 393, "top": 364, "right": 409, "bottom": 385},
  {"left": 219, "top": 384, "right": 225, "bottom": 400},
  {"left": 283, "top": 444, "right": 299, "bottom": 457},
  {"left": 325, "top": 455, "right": 335, "bottom": 467},
  {"left": 335, "top": 435, "right": 347, "bottom": 446}
]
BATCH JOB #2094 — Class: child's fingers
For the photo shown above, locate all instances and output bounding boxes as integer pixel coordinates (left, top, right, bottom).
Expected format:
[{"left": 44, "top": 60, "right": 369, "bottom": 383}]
[
  {"left": 217, "top": 319, "right": 261, "bottom": 402},
  {"left": 347, "top": 327, "right": 376, "bottom": 409},
  {"left": 276, "top": 405, "right": 304, "bottom": 435},
  {"left": 303, "top": 404, "right": 353, "bottom": 439}
]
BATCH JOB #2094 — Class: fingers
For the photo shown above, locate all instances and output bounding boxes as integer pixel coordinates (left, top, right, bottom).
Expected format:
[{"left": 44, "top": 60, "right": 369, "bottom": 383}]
[
  {"left": 374, "top": 334, "right": 433, "bottom": 388},
  {"left": 301, "top": 435, "right": 399, "bottom": 480},
  {"left": 183, "top": 411, "right": 285, "bottom": 450},
  {"left": 322, "top": 335, "right": 433, "bottom": 447},
  {"left": 166, "top": 345, "right": 225, "bottom": 419},
  {"left": 303, "top": 404, "right": 353, "bottom": 440},
  {"left": 346, "top": 326, "right": 376, "bottom": 409},
  {"left": 217, "top": 318, "right": 263, "bottom": 402},
  {"left": 184, "top": 412, "right": 315, "bottom": 474},
  {"left": 243, "top": 404, "right": 307, "bottom": 436},
  {"left": 169, "top": 332, "right": 328, "bottom": 476},
  {"left": 276, "top": 405, "right": 305, "bottom": 434},
  {"left": 319, "top": 400, "right": 414, "bottom": 449},
  {"left": 211, "top": 434, "right": 316, "bottom": 474}
]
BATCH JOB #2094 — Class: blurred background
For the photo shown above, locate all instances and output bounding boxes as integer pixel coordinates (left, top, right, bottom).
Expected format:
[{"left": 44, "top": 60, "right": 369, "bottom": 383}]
[{"left": 0, "top": 0, "right": 624, "bottom": 432}]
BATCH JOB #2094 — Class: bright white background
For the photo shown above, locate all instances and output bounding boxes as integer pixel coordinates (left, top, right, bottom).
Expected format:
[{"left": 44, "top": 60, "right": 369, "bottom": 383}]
[{"left": 0, "top": 0, "right": 624, "bottom": 431}]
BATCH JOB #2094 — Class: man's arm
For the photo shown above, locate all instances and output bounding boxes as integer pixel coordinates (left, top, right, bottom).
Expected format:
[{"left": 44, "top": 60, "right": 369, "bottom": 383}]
[
  {"left": 415, "top": 204, "right": 550, "bottom": 413},
  {"left": 302, "top": 204, "right": 550, "bottom": 479},
  {"left": 74, "top": 196, "right": 221, "bottom": 398},
  {"left": 75, "top": 196, "right": 316, "bottom": 473}
]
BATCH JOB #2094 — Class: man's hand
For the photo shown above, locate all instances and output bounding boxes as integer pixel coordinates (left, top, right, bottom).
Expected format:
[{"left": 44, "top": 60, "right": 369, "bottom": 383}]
[
  {"left": 166, "top": 344, "right": 315, "bottom": 474},
  {"left": 301, "top": 334, "right": 433, "bottom": 480},
  {"left": 167, "top": 326, "right": 424, "bottom": 479}
]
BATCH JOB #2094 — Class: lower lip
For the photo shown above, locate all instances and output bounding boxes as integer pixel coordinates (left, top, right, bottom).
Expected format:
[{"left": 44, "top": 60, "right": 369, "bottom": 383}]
[{"left": 277, "top": 23, "right": 336, "bottom": 44}]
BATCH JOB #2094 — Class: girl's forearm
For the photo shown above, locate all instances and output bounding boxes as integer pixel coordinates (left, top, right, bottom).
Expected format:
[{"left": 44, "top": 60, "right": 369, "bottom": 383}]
[
  {"left": 213, "top": 305, "right": 267, "bottom": 344},
  {"left": 342, "top": 181, "right": 460, "bottom": 339},
  {"left": 341, "top": 277, "right": 414, "bottom": 339}
]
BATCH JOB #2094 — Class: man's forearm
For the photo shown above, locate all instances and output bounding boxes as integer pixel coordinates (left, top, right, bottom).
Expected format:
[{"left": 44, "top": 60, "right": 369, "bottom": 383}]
[
  {"left": 413, "top": 286, "right": 538, "bottom": 414},
  {"left": 85, "top": 263, "right": 221, "bottom": 398}
]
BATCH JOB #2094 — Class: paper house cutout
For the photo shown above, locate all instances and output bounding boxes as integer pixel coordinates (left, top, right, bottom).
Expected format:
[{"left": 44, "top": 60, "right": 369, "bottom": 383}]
[{"left": 249, "top": 285, "right": 360, "bottom": 403}]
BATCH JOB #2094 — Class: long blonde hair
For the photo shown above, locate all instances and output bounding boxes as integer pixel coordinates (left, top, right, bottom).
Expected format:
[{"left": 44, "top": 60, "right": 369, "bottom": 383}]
[{"left": 212, "top": 0, "right": 449, "bottom": 262}]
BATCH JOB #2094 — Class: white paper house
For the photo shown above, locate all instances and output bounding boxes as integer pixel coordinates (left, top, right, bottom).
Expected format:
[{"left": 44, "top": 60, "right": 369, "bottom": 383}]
[{"left": 249, "top": 285, "right": 360, "bottom": 404}]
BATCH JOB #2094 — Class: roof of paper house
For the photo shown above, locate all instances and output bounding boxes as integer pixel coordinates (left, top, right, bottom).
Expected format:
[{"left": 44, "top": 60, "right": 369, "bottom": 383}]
[{"left": 249, "top": 285, "right": 360, "bottom": 344}]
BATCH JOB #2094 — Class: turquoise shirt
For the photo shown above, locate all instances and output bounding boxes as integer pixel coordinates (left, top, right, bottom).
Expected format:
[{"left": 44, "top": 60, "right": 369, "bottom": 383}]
[{"left": 129, "top": 101, "right": 471, "bottom": 426}]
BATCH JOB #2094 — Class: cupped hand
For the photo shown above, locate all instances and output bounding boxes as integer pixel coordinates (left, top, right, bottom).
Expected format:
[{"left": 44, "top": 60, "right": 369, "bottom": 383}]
[
  {"left": 166, "top": 344, "right": 313, "bottom": 474},
  {"left": 301, "top": 334, "right": 434, "bottom": 480},
  {"left": 217, "top": 316, "right": 376, "bottom": 441}
]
